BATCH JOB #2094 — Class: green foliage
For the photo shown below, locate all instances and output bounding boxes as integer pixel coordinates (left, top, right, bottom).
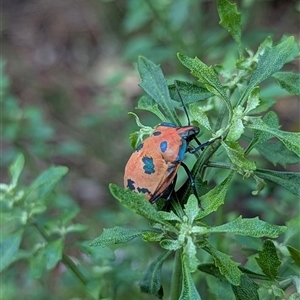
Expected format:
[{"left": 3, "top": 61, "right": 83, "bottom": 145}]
[
  {"left": 2, "top": 1, "right": 300, "bottom": 299},
  {"left": 91, "top": 1, "right": 300, "bottom": 299}
]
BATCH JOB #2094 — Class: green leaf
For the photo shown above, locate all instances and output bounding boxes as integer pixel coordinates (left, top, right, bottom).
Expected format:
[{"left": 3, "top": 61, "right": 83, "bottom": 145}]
[
  {"left": 177, "top": 53, "right": 232, "bottom": 119},
  {"left": 222, "top": 141, "right": 256, "bottom": 176},
  {"left": 255, "top": 140, "right": 300, "bottom": 167},
  {"left": 66, "top": 223, "right": 88, "bottom": 233},
  {"left": 245, "top": 111, "right": 279, "bottom": 155},
  {"left": 288, "top": 293, "right": 300, "bottom": 300},
  {"left": 183, "top": 236, "right": 199, "bottom": 273},
  {"left": 184, "top": 195, "right": 200, "bottom": 224},
  {"left": 90, "top": 226, "right": 146, "bottom": 247},
  {"left": 245, "top": 87, "right": 260, "bottom": 114},
  {"left": 217, "top": 0, "right": 242, "bottom": 57},
  {"left": 240, "top": 36, "right": 297, "bottom": 105},
  {"left": 9, "top": 154, "right": 25, "bottom": 188},
  {"left": 255, "top": 240, "right": 281, "bottom": 279},
  {"left": 142, "top": 231, "right": 164, "bottom": 243},
  {"left": 26, "top": 166, "right": 69, "bottom": 199},
  {"left": 139, "top": 250, "right": 171, "bottom": 299},
  {"left": 231, "top": 274, "right": 259, "bottom": 300},
  {"left": 197, "top": 171, "right": 234, "bottom": 219},
  {"left": 138, "top": 56, "right": 180, "bottom": 125},
  {"left": 199, "top": 264, "right": 260, "bottom": 299},
  {"left": 208, "top": 216, "right": 287, "bottom": 238},
  {"left": 287, "top": 245, "right": 300, "bottom": 267},
  {"left": 127, "top": 112, "right": 154, "bottom": 148},
  {"left": 207, "top": 244, "right": 242, "bottom": 285},
  {"left": 157, "top": 210, "right": 181, "bottom": 222},
  {"left": 254, "top": 168, "right": 300, "bottom": 197},
  {"left": 189, "top": 104, "right": 213, "bottom": 132},
  {"left": 169, "top": 81, "right": 213, "bottom": 105},
  {"left": 109, "top": 184, "right": 172, "bottom": 227},
  {"left": 180, "top": 259, "right": 201, "bottom": 300},
  {"left": 137, "top": 95, "right": 167, "bottom": 122},
  {"left": 60, "top": 207, "right": 80, "bottom": 226},
  {"left": 272, "top": 71, "right": 300, "bottom": 95},
  {"left": 0, "top": 228, "right": 24, "bottom": 272},
  {"left": 227, "top": 106, "right": 245, "bottom": 142},
  {"left": 198, "top": 263, "right": 225, "bottom": 280},
  {"left": 284, "top": 216, "right": 300, "bottom": 244},
  {"left": 246, "top": 116, "right": 300, "bottom": 157},
  {"left": 30, "top": 247, "right": 46, "bottom": 279},
  {"left": 45, "top": 238, "right": 64, "bottom": 270},
  {"left": 160, "top": 239, "right": 181, "bottom": 251}
]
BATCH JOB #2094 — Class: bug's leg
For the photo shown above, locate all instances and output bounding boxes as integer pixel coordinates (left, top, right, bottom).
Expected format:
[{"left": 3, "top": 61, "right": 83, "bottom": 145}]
[
  {"left": 166, "top": 174, "right": 177, "bottom": 201},
  {"left": 161, "top": 174, "right": 177, "bottom": 211},
  {"left": 181, "top": 162, "right": 203, "bottom": 210},
  {"left": 189, "top": 136, "right": 221, "bottom": 154}
]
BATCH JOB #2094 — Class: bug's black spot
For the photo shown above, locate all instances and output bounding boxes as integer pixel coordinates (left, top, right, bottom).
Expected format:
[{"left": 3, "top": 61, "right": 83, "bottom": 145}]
[
  {"left": 137, "top": 187, "right": 151, "bottom": 194},
  {"left": 142, "top": 156, "right": 155, "bottom": 174},
  {"left": 160, "top": 141, "right": 168, "bottom": 153},
  {"left": 153, "top": 131, "right": 161, "bottom": 136},
  {"left": 126, "top": 179, "right": 135, "bottom": 191},
  {"left": 135, "top": 143, "right": 144, "bottom": 152}
]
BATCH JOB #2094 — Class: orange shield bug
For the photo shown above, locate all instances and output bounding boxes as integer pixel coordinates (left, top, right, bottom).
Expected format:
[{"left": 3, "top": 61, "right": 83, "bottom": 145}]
[{"left": 124, "top": 81, "right": 212, "bottom": 205}]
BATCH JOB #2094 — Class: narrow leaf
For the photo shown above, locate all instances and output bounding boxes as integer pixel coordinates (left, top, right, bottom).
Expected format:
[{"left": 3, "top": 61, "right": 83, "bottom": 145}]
[
  {"left": 160, "top": 239, "right": 181, "bottom": 251},
  {"left": 197, "top": 171, "right": 234, "bottom": 219},
  {"left": 284, "top": 216, "right": 300, "bottom": 244},
  {"left": 109, "top": 184, "right": 171, "bottom": 227},
  {"left": 272, "top": 71, "right": 300, "bottom": 95},
  {"left": 45, "top": 238, "right": 64, "bottom": 270},
  {"left": 184, "top": 236, "right": 199, "bottom": 273},
  {"left": 240, "top": 36, "right": 297, "bottom": 105},
  {"left": 90, "top": 226, "right": 146, "bottom": 247},
  {"left": 180, "top": 259, "right": 201, "bottom": 300},
  {"left": 138, "top": 56, "right": 180, "bottom": 125},
  {"left": 140, "top": 250, "right": 171, "bottom": 299},
  {"left": 287, "top": 246, "right": 300, "bottom": 267},
  {"left": 208, "top": 216, "right": 287, "bottom": 238},
  {"left": 255, "top": 140, "right": 300, "bottom": 167},
  {"left": 254, "top": 168, "right": 300, "bottom": 197},
  {"left": 245, "top": 111, "right": 279, "bottom": 155},
  {"left": 245, "top": 87, "right": 260, "bottom": 114},
  {"left": 169, "top": 81, "right": 213, "bottom": 104},
  {"left": 222, "top": 141, "right": 256, "bottom": 175},
  {"left": 246, "top": 116, "right": 300, "bottom": 157},
  {"left": 9, "top": 154, "right": 25, "bottom": 188},
  {"left": 255, "top": 240, "right": 281, "bottom": 279},
  {"left": 157, "top": 210, "right": 181, "bottom": 222},
  {"left": 189, "top": 104, "right": 213, "bottom": 132},
  {"left": 231, "top": 274, "right": 259, "bottom": 300},
  {"left": 0, "top": 228, "right": 24, "bottom": 272},
  {"left": 137, "top": 95, "right": 167, "bottom": 122},
  {"left": 26, "top": 166, "right": 69, "bottom": 199},
  {"left": 142, "top": 231, "right": 164, "bottom": 243},
  {"left": 177, "top": 53, "right": 232, "bottom": 119},
  {"left": 184, "top": 195, "right": 200, "bottom": 224},
  {"left": 207, "top": 244, "right": 242, "bottom": 285},
  {"left": 217, "top": 0, "right": 242, "bottom": 57},
  {"left": 30, "top": 248, "right": 46, "bottom": 279}
]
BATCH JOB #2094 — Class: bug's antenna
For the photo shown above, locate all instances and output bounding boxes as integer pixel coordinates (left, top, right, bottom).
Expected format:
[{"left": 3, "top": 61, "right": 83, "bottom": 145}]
[{"left": 174, "top": 80, "right": 191, "bottom": 126}]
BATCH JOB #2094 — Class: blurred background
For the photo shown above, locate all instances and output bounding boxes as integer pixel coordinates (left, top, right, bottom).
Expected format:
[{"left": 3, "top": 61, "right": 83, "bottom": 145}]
[{"left": 1, "top": 0, "right": 299, "bottom": 299}]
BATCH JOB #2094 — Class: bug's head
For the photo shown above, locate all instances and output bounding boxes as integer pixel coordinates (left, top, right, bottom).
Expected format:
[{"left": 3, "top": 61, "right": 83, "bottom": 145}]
[{"left": 177, "top": 125, "right": 200, "bottom": 141}]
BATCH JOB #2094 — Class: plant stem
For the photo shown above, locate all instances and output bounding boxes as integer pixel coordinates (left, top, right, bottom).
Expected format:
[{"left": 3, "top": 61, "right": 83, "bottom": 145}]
[
  {"left": 170, "top": 249, "right": 182, "bottom": 300},
  {"left": 62, "top": 253, "right": 87, "bottom": 285},
  {"left": 33, "top": 220, "right": 87, "bottom": 286}
]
